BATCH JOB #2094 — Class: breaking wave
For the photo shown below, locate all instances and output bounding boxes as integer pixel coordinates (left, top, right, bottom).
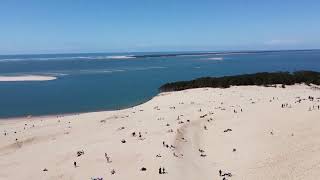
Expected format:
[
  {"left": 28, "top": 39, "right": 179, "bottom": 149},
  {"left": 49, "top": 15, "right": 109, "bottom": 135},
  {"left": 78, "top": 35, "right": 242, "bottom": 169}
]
[
  {"left": 0, "top": 66, "right": 167, "bottom": 78},
  {"left": 207, "top": 57, "right": 224, "bottom": 61},
  {"left": 0, "top": 55, "right": 136, "bottom": 62},
  {"left": 105, "top": 55, "right": 135, "bottom": 59}
]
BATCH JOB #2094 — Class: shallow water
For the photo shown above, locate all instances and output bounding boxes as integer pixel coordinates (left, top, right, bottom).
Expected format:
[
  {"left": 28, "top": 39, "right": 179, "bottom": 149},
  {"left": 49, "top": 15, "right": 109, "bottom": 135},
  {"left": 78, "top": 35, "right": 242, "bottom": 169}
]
[{"left": 0, "top": 50, "right": 320, "bottom": 118}]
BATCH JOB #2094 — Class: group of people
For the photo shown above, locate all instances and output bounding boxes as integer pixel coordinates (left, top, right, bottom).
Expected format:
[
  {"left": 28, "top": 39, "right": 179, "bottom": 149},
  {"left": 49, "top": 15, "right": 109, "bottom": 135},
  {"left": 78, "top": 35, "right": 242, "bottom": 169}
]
[
  {"left": 281, "top": 103, "right": 290, "bottom": 108},
  {"left": 219, "top": 169, "right": 232, "bottom": 179},
  {"left": 159, "top": 167, "right": 167, "bottom": 174}
]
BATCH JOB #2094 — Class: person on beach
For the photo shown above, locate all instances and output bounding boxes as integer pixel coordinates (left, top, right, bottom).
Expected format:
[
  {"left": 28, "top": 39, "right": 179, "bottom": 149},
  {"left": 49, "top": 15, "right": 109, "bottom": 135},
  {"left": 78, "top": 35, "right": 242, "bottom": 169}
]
[
  {"left": 139, "top": 132, "right": 142, "bottom": 138},
  {"left": 105, "top": 153, "right": 112, "bottom": 163},
  {"left": 162, "top": 167, "right": 166, "bottom": 174}
]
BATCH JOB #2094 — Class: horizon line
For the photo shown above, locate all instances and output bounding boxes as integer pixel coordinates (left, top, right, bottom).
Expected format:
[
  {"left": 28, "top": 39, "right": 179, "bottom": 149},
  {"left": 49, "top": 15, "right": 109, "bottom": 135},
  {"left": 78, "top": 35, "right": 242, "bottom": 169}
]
[{"left": 0, "top": 48, "right": 319, "bottom": 56}]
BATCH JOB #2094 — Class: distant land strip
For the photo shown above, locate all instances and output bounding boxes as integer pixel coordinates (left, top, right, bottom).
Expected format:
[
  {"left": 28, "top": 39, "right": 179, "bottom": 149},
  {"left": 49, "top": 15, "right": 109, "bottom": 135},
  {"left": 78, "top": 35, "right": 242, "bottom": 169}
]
[{"left": 133, "top": 49, "right": 318, "bottom": 58}]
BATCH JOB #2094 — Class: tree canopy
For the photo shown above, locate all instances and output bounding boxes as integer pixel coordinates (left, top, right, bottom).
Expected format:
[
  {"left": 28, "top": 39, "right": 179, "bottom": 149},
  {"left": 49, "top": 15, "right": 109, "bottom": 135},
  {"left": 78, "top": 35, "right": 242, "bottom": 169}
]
[{"left": 159, "top": 71, "right": 320, "bottom": 92}]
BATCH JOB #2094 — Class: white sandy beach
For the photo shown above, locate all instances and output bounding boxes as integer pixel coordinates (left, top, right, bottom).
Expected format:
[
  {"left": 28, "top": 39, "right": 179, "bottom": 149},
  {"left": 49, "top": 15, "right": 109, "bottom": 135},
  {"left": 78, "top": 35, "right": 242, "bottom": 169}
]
[
  {"left": 0, "top": 75, "right": 57, "bottom": 82},
  {"left": 0, "top": 84, "right": 320, "bottom": 180}
]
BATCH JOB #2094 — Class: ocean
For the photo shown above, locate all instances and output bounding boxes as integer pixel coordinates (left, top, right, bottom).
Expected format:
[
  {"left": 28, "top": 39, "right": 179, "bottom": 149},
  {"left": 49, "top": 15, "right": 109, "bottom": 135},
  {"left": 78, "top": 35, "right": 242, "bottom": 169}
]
[{"left": 0, "top": 50, "right": 320, "bottom": 118}]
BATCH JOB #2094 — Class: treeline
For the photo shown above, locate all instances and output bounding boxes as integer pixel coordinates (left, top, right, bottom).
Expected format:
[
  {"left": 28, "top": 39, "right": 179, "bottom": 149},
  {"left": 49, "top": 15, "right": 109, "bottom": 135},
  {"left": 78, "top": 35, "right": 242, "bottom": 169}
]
[{"left": 159, "top": 71, "right": 320, "bottom": 92}]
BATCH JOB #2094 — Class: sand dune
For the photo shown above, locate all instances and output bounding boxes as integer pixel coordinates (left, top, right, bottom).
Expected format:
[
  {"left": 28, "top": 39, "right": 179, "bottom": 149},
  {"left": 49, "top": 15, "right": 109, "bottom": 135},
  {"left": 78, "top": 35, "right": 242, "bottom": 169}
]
[
  {"left": 0, "top": 84, "right": 320, "bottom": 180},
  {"left": 0, "top": 75, "right": 57, "bottom": 82}
]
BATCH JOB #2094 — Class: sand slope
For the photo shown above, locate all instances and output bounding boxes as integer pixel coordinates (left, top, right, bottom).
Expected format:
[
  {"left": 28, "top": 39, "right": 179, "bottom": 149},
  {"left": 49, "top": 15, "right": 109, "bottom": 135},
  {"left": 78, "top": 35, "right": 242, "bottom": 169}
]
[{"left": 0, "top": 85, "right": 320, "bottom": 180}]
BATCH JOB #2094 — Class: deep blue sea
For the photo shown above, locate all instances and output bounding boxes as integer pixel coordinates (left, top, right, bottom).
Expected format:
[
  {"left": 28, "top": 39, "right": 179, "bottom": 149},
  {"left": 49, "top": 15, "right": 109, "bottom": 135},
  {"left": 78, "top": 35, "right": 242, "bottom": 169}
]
[{"left": 0, "top": 50, "right": 320, "bottom": 118}]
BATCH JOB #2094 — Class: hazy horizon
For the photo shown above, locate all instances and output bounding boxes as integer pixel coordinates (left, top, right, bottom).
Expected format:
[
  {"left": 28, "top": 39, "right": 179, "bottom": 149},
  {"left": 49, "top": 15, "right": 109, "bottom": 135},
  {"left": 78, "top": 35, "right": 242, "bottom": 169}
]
[{"left": 1, "top": 48, "right": 320, "bottom": 56}]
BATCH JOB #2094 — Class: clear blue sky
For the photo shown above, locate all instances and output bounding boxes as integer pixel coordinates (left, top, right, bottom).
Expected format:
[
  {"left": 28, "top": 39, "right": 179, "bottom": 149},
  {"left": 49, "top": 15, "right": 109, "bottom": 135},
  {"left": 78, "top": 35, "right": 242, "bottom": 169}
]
[{"left": 1, "top": 0, "right": 319, "bottom": 54}]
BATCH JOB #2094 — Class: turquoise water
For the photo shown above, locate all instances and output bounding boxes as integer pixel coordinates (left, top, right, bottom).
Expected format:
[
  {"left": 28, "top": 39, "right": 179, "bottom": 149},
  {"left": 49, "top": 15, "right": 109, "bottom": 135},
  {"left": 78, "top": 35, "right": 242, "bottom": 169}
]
[{"left": 0, "top": 50, "right": 320, "bottom": 118}]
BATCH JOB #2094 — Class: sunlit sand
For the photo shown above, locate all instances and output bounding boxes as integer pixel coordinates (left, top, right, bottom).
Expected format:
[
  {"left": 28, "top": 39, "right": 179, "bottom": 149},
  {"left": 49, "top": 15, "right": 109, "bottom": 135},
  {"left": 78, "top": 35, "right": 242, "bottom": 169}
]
[{"left": 0, "top": 84, "right": 320, "bottom": 180}]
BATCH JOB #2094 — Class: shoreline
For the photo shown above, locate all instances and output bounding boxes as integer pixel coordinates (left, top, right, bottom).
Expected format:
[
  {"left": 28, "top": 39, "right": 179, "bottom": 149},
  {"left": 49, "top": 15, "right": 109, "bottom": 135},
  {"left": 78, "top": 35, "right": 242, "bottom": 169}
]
[
  {"left": 0, "top": 94, "right": 156, "bottom": 121},
  {"left": 0, "top": 75, "right": 57, "bottom": 82},
  {"left": 0, "top": 84, "right": 317, "bottom": 121},
  {"left": 0, "top": 84, "right": 288, "bottom": 121}
]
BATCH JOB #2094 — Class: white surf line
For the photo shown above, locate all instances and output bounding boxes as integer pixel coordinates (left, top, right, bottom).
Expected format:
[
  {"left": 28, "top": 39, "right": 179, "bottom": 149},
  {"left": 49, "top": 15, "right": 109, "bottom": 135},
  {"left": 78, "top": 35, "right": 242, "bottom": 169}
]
[{"left": 0, "top": 75, "right": 57, "bottom": 82}]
